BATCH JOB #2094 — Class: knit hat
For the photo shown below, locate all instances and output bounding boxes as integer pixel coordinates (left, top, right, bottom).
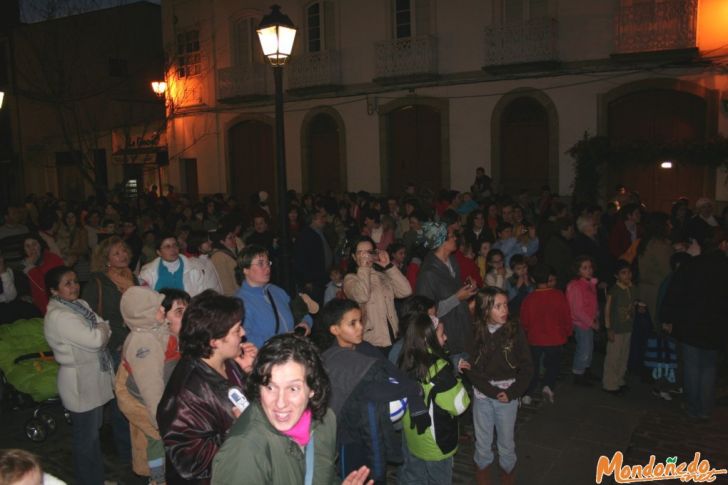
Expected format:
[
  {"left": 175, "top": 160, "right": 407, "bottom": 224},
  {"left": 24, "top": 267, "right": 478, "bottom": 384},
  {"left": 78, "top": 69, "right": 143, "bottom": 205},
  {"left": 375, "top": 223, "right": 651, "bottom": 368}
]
[
  {"left": 420, "top": 222, "right": 448, "bottom": 249},
  {"left": 120, "top": 286, "right": 165, "bottom": 331}
]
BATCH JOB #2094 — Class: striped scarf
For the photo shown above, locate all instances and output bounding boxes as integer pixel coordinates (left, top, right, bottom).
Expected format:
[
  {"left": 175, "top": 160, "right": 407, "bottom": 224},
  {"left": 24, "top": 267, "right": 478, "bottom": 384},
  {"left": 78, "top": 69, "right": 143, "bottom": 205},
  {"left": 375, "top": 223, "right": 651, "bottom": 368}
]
[{"left": 51, "top": 296, "right": 113, "bottom": 372}]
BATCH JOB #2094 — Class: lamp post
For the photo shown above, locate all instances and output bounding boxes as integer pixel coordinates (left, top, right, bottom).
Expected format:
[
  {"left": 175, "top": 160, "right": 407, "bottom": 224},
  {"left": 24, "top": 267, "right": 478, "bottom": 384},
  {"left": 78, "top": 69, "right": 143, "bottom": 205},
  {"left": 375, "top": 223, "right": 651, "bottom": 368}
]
[
  {"left": 151, "top": 81, "right": 167, "bottom": 98},
  {"left": 0, "top": 91, "right": 5, "bottom": 109},
  {"left": 257, "top": 4, "right": 296, "bottom": 293}
]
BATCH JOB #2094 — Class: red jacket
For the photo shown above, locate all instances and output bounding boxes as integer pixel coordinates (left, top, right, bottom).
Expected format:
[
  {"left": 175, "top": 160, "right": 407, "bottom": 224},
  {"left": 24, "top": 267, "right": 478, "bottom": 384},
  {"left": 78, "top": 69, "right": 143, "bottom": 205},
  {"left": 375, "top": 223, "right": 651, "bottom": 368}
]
[
  {"left": 454, "top": 250, "right": 483, "bottom": 288},
  {"left": 28, "top": 250, "right": 65, "bottom": 315},
  {"left": 520, "top": 288, "right": 572, "bottom": 346}
]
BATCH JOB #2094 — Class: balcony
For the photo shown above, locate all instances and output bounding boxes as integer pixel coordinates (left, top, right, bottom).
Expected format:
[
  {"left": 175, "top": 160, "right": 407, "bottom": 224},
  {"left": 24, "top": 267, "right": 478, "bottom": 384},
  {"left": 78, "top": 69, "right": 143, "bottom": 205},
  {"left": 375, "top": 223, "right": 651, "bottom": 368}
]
[
  {"left": 374, "top": 35, "right": 438, "bottom": 83},
  {"left": 216, "top": 64, "right": 269, "bottom": 102},
  {"left": 287, "top": 50, "right": 342, "bottom": 92},
  {"left": 615, "top": 0, "right": 697, "bottom": 55},
  {"left": 483, "top": 18, "right": 559, "bottom": 69}
]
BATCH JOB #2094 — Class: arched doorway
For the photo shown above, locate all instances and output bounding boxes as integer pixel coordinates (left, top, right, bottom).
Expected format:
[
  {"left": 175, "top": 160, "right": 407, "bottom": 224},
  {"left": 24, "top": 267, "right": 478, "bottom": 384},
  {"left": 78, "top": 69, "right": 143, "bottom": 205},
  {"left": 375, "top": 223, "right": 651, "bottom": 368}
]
[
  {"left": 303, "top": 112, "right": 345, "bottom": 194},
  {"left": 607, "top": 88, "right": 712, "bottom": 212},
  {"left": 386, "top": 104, "right": 443, "bottom": 194},
  {"left": 228, "top": 119, "right": 275, "bottom": 216},
  {"left": 499, "top": 96, "right": 550, "bottom": 194}
]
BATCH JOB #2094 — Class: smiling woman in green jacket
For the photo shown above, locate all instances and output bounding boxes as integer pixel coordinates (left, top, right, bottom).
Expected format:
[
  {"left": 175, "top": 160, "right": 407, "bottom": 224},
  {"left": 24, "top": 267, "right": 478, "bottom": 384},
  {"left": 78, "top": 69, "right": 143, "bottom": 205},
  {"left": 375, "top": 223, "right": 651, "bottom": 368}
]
[{"left": 211, "top": 334, "right": 373, "bottom": 485}]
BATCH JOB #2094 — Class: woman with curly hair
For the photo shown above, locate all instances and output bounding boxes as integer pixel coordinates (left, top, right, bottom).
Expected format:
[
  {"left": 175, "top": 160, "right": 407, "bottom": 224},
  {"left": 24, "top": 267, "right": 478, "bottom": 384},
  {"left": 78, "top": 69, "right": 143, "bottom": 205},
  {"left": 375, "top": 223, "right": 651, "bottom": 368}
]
[
  {"left": 464, "top": 287, "right": 533, "bottom": 485},
  {"left": 212, "top": 334, "right": 373, "bottom": 485}
]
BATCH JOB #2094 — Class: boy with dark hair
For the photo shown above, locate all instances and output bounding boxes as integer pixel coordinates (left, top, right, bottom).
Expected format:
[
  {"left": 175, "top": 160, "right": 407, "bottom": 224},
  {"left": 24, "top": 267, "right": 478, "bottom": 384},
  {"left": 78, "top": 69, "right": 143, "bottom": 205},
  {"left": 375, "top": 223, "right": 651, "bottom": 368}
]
[
  {"left": 520, "top": 264, "right": 572, "bottom": 404},
  {"left": 602, "top": 260, "right": 636, "bottom": 395},
  {"left": 320, "top": 299, "right": 430, "bottom": 485},
  {"left": 505, "top": 254, "right": 532, "bottom": 319}
]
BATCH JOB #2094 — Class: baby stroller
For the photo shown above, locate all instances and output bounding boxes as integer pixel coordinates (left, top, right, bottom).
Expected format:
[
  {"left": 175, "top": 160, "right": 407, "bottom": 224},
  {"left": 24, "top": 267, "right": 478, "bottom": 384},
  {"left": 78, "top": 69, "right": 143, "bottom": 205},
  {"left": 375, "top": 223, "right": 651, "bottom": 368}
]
[{"left": 0, "top": 317, "right": 69, "bottom": 442}]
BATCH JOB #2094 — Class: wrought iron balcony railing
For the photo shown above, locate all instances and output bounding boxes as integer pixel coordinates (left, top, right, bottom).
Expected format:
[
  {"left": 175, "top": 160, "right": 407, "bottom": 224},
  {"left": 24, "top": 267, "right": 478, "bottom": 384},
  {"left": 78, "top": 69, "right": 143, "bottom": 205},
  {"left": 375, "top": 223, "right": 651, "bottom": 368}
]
[
  {"left": 484, "top": 17, "right": 559, "bottom": 66},
  {"left": 216, "top": 63, "right": 268, "bottom": 101},
  {"left": 287, "top": 50, "right": 342, "bottom": 90},
  {"left": 615, "top": 0, "right": 697, "bottom": 54},
  {"left": 374, "top": 35, "right": 438, "bottom": 80}
]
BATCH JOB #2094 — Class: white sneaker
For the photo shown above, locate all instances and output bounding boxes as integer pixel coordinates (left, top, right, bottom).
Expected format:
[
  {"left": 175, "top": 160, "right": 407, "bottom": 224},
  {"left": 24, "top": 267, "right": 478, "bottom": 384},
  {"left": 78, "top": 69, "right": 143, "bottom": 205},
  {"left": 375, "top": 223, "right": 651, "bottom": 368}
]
[
  {"left": 652, "top": 389, "right": 673, "bottom": 401},
  {"left": 521, "top": 395, "right": 533, "bottom": 405},
  {"left": 542, "top": 386, "right": 555, "bottom": 403}
]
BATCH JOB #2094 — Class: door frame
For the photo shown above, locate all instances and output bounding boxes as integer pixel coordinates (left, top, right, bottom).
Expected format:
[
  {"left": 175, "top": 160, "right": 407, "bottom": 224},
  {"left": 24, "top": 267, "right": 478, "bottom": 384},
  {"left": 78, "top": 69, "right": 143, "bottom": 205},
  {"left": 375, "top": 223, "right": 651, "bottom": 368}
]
[
  {"left": 491, "top": 88, "right": 559, "bottom": 194},
  {"left": 597, "top": 78, "right": 719, "bottom": 201},
  {"left": 300, "top": 106, "right": 347, "bottom": 193},
  {"left": 379, "top": 96, "right": 450, "bottom": 194}
]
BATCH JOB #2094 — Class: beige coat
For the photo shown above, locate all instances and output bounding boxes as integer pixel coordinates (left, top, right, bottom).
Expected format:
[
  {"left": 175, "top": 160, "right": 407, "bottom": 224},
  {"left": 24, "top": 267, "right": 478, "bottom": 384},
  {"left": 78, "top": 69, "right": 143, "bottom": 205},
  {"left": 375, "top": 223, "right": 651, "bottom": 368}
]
[
  {"left": 115, "top": 365, "right": 157, "bottom": 476},
  {"left": 210, "top": 249, "right": 238, "bottom": 296},
  {"left": 344, "top": 266, "right": 412, "bottom": 347},
  {"left": 43, "top": 298, "right": 114, "bottom": 413}
]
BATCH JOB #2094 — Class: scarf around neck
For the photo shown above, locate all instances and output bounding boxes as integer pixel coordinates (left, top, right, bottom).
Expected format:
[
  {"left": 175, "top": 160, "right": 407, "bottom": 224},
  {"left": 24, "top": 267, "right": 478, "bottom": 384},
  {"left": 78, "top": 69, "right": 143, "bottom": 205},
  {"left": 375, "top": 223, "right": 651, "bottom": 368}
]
[
  {"left": 51, "top": 296, "right": 112, "bottom": 372},
  {"left": 282, "top": 408, "right": 312, "bottom": 446}
]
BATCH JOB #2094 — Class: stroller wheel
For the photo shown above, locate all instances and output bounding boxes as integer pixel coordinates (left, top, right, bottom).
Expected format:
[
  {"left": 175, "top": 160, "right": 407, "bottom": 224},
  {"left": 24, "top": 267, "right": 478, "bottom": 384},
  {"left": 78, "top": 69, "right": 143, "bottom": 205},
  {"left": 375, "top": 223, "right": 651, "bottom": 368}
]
[
  {"left": 25, "top": 418, "right": 48, "bottom": 442},
  {"left": 38, "top": 412, "right": 57, "bottom": 435}
]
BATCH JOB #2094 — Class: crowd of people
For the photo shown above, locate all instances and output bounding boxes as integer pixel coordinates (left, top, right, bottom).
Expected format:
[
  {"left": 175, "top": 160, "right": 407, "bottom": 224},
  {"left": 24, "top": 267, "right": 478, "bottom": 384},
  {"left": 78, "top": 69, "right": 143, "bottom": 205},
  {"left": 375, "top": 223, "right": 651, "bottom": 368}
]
[{"left": 0, "top": 170, "right": 726, "bottom": 485}]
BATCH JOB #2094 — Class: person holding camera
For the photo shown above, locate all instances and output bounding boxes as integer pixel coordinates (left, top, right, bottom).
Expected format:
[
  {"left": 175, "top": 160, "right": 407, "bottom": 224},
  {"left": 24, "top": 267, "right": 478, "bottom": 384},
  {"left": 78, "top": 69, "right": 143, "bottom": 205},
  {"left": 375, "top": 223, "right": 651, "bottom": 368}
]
[{"left": 343, "top": 236, "right": 412, "bottom": 356}]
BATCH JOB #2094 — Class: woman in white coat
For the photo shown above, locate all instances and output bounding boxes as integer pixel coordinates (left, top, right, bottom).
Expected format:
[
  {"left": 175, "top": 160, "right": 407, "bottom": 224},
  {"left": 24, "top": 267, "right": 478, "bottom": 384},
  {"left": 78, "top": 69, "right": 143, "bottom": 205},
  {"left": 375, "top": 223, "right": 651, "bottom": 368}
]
[{"left": 43, "top": 265, "right": 114, "bottom": 485}]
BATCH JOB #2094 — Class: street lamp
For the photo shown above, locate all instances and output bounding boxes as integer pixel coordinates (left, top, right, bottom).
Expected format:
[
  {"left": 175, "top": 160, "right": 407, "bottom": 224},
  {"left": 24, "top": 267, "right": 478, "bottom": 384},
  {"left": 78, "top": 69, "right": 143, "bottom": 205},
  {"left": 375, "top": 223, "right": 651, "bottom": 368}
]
[
  {"left": 151, "top": 81, "right": 167, "bottom": 97},
  {"left": 0, "top": 91, "right": 4, "bottom": 109},
  {"left": 257, "top": 4, "right": 296, "bottom": 293}
]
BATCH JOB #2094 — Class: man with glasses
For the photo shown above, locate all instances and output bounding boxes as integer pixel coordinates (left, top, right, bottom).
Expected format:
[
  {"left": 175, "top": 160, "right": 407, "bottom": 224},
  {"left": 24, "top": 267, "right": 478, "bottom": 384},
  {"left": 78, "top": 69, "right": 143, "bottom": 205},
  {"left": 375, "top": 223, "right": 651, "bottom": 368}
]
[
  {"left": 236, "top": 244, "right": 313, "bottom": 348},
  {"left": 138, "top": 233, "right": 208, "bottom": 296}
]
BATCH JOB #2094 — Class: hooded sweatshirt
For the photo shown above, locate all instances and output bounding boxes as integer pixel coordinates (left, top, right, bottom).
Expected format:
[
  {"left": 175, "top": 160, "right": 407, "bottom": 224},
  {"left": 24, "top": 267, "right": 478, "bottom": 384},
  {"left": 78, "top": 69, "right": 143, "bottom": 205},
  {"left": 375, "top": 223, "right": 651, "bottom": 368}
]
[{"left": 120, "top": 286, "right": 180, "bottom": 428}]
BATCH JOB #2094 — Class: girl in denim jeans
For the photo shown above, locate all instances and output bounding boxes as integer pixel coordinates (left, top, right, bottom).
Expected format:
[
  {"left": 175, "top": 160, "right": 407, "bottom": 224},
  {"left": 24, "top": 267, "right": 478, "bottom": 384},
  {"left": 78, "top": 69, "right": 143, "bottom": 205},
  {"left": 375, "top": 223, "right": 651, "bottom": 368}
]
[
  {"left": 566, "top": 256, "right": 600, "bottom": 386},
  {"left": 464, "top": 287, "right": 533, "bottom": 485}
]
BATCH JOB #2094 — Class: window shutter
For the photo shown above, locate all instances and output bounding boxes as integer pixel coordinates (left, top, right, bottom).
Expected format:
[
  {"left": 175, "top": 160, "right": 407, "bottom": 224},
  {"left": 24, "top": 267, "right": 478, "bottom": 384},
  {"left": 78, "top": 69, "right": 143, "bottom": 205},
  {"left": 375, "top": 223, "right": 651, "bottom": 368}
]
[
  {"left": 415, "top": 0, "right": 430, "bottom": 35},
  {"left": 529, "top": 0, "right": 548, "bottom": 19},
  {"left": 233, "top": 19, "right": 252, "bottom": 65},
  {"left": 323, "top": 1, "right": 335, "bottom": 50},
  {"left": 504, "top": 0, "right": 524, "bottom": 24}
]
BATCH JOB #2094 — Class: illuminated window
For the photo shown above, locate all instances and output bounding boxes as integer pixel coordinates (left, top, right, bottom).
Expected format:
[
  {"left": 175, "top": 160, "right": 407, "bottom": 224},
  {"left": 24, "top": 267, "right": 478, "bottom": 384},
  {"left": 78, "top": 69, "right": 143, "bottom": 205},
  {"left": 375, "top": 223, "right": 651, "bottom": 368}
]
[{"left": 176, "top": 29, "right": 201, "bottom": 77}]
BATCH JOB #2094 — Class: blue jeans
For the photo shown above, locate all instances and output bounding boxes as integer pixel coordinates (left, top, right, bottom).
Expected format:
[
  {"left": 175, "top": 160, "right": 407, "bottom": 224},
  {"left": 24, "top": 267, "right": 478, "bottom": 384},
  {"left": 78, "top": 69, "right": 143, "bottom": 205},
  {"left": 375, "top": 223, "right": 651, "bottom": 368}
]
[
  {"left": 681, "top": 343, "right": 718, "bottom": 418},
  {"left": 528, "top": 345, "right": 562, "bottom": 394},
  {"left": 572, "top": 327, "right": 594, "bottom": 374},
  {"left": 70, "top": 406, "right": 105, "bottom": 485},
  {"left": 472, "top": 393, "right": 518, "bottom": 473},
  {"left": 398, "top": 443, "right": 453, "bottom": 485}
]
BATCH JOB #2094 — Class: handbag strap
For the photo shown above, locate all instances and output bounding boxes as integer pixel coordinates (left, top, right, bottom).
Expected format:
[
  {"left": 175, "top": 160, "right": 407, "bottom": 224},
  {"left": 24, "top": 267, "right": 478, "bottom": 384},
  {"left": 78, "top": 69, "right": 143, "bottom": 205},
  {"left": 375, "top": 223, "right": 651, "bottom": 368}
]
[
  {"left": 304, "top": 430, "right": 315, "bottom": 485},
  {"left": 96, "top": 276, "right": 103, "bottom": 316},
  {"left": 266, "top": 288, "right": 282, "bottom": 335}
]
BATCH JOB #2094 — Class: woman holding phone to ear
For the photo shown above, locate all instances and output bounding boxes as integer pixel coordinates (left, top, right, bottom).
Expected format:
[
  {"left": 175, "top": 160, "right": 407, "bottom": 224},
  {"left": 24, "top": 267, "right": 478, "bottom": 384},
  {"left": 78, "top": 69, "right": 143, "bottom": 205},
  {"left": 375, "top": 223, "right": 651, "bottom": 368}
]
[{"left": 343, "top": 236, "right": 412, "bottom": 356}]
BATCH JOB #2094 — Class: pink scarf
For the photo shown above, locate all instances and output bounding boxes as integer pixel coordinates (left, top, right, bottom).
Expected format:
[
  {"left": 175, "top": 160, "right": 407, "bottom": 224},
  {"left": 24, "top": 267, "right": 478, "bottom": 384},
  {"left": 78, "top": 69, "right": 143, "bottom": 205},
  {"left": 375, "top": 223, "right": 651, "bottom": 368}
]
[{"left": 282, "top": 409, "right": 312, "bottom": 446}]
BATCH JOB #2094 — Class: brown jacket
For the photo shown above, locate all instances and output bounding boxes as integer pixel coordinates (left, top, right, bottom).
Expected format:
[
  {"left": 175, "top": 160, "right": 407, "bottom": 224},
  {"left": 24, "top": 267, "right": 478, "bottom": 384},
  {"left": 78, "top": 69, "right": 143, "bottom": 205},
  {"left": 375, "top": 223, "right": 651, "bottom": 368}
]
[
  {"left": 344, "top": 265, "right": 412, "bottom": 347},
  {"left": 464, "top": 322, "right": 533, "bottom": 401}
]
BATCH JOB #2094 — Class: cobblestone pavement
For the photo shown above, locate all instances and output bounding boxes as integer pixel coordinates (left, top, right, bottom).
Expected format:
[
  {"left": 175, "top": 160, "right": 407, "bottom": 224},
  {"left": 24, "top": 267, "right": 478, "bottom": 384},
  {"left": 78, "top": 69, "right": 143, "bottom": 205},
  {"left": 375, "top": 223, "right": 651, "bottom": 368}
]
[{"left": 2, "top": 350, "right": 726, "bottom": 485}]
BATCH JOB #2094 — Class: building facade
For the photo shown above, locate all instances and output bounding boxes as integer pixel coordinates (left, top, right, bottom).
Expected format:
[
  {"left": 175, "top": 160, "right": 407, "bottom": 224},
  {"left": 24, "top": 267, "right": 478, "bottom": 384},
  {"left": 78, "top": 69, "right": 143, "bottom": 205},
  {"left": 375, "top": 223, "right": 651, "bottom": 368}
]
[
  {"left": 0, "top": 1, "right": 165, "bottom": 205},
  {"left": 160, "top": 0, "right": 728, "bottom": 211}
]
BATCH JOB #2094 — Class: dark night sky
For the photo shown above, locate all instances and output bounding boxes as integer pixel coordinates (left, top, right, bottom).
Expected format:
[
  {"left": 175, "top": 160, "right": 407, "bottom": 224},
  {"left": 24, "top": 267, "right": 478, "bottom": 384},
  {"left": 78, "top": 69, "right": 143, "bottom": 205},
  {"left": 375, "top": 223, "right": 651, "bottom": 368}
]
[{"left": 20, "top": 0, "right": 160, "bottom": 23}]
